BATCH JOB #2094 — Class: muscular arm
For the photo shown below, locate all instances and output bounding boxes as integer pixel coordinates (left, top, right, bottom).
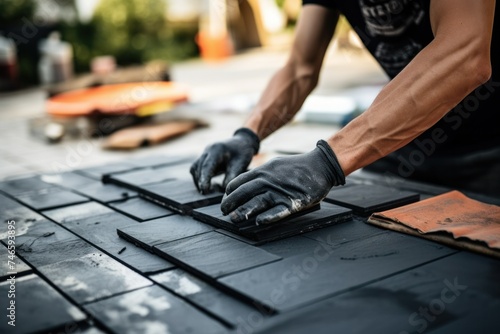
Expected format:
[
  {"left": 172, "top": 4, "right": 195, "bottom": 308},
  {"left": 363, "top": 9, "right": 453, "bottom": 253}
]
[
  {"left": 244, "top": 5, "right": 339, "bottom": 139},
  {"left": 329, "top": 0, "right": 495, "bottom": 175}
]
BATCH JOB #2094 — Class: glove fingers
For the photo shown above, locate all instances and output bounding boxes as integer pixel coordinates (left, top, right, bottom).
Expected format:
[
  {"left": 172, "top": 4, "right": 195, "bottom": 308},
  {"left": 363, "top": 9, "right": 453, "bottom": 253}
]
[
  {"left": 190, "top": 153, "right": 206, "bottom": 192},
  {"left": 229, "top": 193, "right": 273, "bottom": 223},
  {"left": 225, "top": 169, "right": 256, "bottom": 195},
  {"left": 223, "top": 156, "right": 249, "bottom": 189},
  {"left": 256, "top": 204, "right": 292, "bottom": 225},
  {"left": 221, "top": 179, "right": 260, "bottom": 215},
  {"left": 198, "top": 152, "right": 222, "bottom": 194}
]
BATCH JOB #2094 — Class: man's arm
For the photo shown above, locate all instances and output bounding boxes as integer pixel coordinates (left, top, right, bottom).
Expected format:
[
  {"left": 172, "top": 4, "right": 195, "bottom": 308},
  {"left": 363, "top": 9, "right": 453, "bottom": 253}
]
[
  {"left": 329, "top": 0, "right": 495, "bottom": 175},
  {"left": 245, "top": 5, "right": 339, "bottom": 139}
]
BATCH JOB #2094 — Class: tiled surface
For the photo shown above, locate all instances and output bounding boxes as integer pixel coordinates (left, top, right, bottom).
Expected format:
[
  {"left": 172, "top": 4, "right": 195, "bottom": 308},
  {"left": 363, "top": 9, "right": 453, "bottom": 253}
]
[
  {"left": 84, "top": 285, "right": 228, "bottom": 334},
  {"left": 325, "top": 183, "right": 420, "bottom": 215},
  {"left": 0, "top": 243, "right": 32, "bottom": 280},
  {"left": 192, "top": 202, "right": 352, "bottom": 242},
  {"left": 16, "top": 189, "right": 89, "bottom": 210},
  {"left": 0, "top": 274, "right": 86, "bottom": 333},
  {"left": 0, "top": 156, "right": 498, "bottom": 333},
  {"left": 154, "top": 232, "right": 281, "bottom": 279}
]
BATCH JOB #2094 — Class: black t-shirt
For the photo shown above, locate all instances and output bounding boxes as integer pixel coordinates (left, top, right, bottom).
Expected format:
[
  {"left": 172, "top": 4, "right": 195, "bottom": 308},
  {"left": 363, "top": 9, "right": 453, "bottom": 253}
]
[{"left": 302, "top": 0, "right": 500, "bottom": 192}]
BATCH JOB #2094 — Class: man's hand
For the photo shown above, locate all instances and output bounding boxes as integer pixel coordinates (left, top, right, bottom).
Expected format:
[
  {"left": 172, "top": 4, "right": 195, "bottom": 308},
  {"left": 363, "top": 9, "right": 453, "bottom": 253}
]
[
  {"left": 190, "top": 128, "right": 260, "bottom": 194},
  {"left": 221, "top": 140, "right": 345, "bottom": 225}
]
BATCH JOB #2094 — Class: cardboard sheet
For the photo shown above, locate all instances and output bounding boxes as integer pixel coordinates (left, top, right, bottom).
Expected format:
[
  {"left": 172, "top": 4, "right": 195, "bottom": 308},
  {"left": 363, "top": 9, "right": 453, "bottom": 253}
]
[{"left": 368, "top": 191, "right": 500, "bottom": 258}]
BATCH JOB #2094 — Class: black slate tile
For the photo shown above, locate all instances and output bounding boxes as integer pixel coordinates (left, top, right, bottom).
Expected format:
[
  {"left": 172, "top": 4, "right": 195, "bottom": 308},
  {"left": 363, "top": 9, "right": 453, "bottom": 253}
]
[
  {"left": 16, "top": 189, "right": 89, "bottom": 210},
  {"left": 0, "top": 274, "right": 86, "bottom": 334},
  {"left": 2, "top": 218, "right": 94, "bottom": 267},
  {"left": 151, "top": 268, "right": 266, "bottom": 327},
  {"left": 192, "top": 202, "right": 352, "bottom": 242},
  {"left": 325, "top": 184, "right": 420, "bottom": 215},
  {"left": 38, "top": 252, "right": 152, "bottom": 304},
  {"left": 39, "top": 171, "right": 96, "bottom": 189},
  {"left": 76, "top": 182, "right": 138, "bottom": 203},
  {"left": 106, "top": 167, "right": 177, "bottom": 191},
  {"left": 139, "top": 179, "right": 223, "bottom": 214},
  {"left": 109, "top": 197, "right": 175, "bottom": 221},
  {"left": 75, "top": 162, "right": 139, "bottom": 180},
  {"left": 302, "top": 217, "right": 388, "bottom": 247},
  {"left": 0, "top": 194, "right": 44, "bottom": 234},
  {"left": 127, "top": 154, "right": 195, "bottom": 169},
  {"left": 256, "top": 252, "right": 500, "bottom": 334},
  {"left": 0, "top": 244, "right": 32, "bottom": 280},
  {"left": 118, "top": 214, "right": 214, "bottom": 251},
  {"left": 85, "top": 285, "right": 228, "bottom": 334},
  {"left": 257, "top": 236, "right": 324, "bottom": 258},
  {"left": 219, "top": 232, "right": 456, "bottom": 312},
  {"left": 43, "top": 202, "right": 175, "bottom": 274},
  {"left": 154, "top": 232, "right": 281, "bottom": 279},
  {"left": 0, "top": 175, "right": 58, "bottom": 197}
]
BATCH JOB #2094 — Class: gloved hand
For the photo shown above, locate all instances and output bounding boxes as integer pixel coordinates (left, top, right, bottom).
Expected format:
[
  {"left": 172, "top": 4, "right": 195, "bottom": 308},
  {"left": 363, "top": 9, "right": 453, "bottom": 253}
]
[
  {"left": 190, "top": 128, "right": 260, "bottom": 194},
  {"left": 221, "top": 140, "right": 345, "bottom": 225}
]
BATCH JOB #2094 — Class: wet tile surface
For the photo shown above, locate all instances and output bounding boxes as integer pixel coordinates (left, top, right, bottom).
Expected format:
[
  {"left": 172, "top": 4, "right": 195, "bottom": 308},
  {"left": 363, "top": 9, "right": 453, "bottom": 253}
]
[
  {"left": 38, "top": 252, "right": 152, "bottom": 304},
  {"left": 44, "top": 202, "right": 175, "bottom": 274},
  {"left": 0, "top": 243, "right": 32, "bottom": 280},
  {"left": 109, "top": 197, "right": 175, "bottom": 221},
  {"left": 118, "top": 215, "right": 214, "bottom": 251},
  {"left": 325, "top": 184, "right": 420, "bottom": 215},
  {"left": 75, "top": 182, "right": 138, "bottom": 203},
  {"left": 193, "top": 202, "right": 352, "bottom": 242},
  {"left": 154, "top": 231, "right": 281, "bottom": 279},
  {"left": 0, "top": 274, "right": 86, "bottom": 333},
  {"left": 219, "top": 233, "right": 456, "bottom": 312},
  {"left": 139, "top": 179, "right": 223, "bottom": 214},
  {"left": 16, "top": 189, "right": 89, "bottom": 210},
  {"left": 85, "top": 285, "right": 228, "bottom": 334},
  {"left": 0, "top": 175, "right": 58, "bottom": 197},
  {"left": 151, "top": 268, "right": 264, "bottom": 327}
]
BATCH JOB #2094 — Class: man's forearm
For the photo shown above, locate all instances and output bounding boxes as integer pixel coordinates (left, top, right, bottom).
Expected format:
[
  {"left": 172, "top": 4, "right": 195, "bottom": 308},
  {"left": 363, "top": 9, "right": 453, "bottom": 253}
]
[{"left": 244, "top": 62, "right": 319, "bottom": 140}]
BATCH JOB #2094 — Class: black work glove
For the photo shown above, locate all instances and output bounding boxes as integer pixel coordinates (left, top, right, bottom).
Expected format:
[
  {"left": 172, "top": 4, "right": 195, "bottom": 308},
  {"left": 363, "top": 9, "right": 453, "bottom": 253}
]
[
  {"left": 190, "top": 128, "right": 260, "bottom": 194},
  {"left": 221, "top": 140, "right": 345, "bottom": 225}
]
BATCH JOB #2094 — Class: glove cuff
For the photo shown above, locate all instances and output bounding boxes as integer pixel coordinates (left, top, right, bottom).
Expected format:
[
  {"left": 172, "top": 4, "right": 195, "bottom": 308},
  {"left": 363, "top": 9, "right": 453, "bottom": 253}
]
[
  {"left": 316, "top": 140, "right": 346, "bottom": 186},
  {"left": 234, "top": 128, "right": 260, "bottom": 154}
]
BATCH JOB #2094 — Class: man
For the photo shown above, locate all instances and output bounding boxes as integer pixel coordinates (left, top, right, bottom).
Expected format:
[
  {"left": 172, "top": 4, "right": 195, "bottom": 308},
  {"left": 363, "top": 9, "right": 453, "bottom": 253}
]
[{"left": 191, "top": 0, "right": 499, "bottom": 225}]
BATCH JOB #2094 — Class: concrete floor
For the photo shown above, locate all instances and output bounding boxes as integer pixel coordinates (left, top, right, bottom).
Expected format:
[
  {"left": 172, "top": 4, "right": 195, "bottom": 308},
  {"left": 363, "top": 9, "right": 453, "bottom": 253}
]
[{"left": 0, "top": 44, "right": 387, "bottom": 180}]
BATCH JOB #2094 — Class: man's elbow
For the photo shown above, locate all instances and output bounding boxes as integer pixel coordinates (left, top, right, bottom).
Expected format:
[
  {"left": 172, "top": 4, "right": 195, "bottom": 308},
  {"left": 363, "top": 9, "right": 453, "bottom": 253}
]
[{"left": 466, "top": 48, "right": 492, "bottom": 86}]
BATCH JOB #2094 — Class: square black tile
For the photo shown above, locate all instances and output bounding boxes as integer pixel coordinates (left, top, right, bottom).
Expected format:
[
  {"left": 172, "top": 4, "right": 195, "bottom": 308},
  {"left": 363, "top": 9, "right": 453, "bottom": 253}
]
[
  {"left": 44, "top": 202, "right": 175, "bottom": 274},
  {"left": 16, "top": 189, "right": 89, "bottom": 211},
  {"left": 151, "top": 268, "right": 266, "bottom": 327},
  {"left": 192, "top": 202, "right": 352, "bottom": 242},
  {"left": 38, "top": 252, "right": 152, "bottom": 304},
  {"left": 0, "top": 175, "right": 58, "bottom": 197},
  {"left": 75, "top": 162, "right": 139, "bottom": 180},
  {"left": 127, "top": 154, "right": 195, "bottom": 169},
  {"left": 154, "top": 231, "right": 281, "bottom": 279},
  {"left": 109, "top": 197, "right": 175, "bottom": 221},
  {"left": 139, "top": 179, "right": 223, "bottom": 214},
  {"left": 118, "top": 215, "right": 213, "bottom": 251},
  {"left": 0, "top": 274, "right": 86, "bottom": 333},
  {"left": 84, "top": 285, "right": 228, "bottom": 334},
  {"left": 0, "top": 243, "right": 32, "bottom": 280},
  {"left": 219, "top": 233, "right": 455, "bottom": 312},
  {"left": 75, "top": 182, "right": 137, "bottom": 203},
  {"left": 325, "top": 184, "right": 420, "bottom": 215}
]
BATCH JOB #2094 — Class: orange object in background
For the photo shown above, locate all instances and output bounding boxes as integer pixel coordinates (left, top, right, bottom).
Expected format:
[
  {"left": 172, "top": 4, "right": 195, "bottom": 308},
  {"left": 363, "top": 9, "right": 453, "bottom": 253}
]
[
  {"left": 196, "top": 31, "right": 233, "bottom": 61},
  {"left": 368, "top": 191, "right": 500, "bottom": 258},
  {"left": 46, "top": 82, "right": 189, "bottom": 117}
]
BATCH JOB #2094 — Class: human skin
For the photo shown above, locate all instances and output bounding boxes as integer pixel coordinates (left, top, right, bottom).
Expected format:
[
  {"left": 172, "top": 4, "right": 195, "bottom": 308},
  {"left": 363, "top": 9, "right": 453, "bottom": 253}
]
[{"left": 244, "top": 0, "right": 495, "bottom": 176}]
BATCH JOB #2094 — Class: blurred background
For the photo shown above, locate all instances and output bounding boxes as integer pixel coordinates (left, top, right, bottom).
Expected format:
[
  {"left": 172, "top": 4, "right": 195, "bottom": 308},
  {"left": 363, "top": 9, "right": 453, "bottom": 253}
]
[{"left": 0, "top": 0, "right": 387, "bottom": 178}]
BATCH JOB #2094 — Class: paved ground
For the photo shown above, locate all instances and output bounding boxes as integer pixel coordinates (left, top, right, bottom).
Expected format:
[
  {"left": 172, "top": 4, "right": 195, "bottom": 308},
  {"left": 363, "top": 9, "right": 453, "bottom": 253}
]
[{"left": 0, "top": 43, "right": 387, "bottom": 180}]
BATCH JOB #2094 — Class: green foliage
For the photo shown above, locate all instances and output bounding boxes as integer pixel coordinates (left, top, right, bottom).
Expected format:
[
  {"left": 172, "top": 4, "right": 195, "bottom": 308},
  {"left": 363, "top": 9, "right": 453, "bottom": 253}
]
[
  {"left": 61, "top": 0, "right": 198, "bottom": 72},
  {"left": 0, "top": 0, "right": 35, "bottom": 24}
]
